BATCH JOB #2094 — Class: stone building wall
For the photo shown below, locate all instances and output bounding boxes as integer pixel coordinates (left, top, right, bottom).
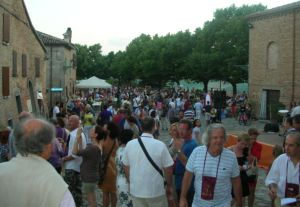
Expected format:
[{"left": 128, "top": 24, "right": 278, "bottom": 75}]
[
  {"left": 248, "top": 2, "right": 300, "bottom": 118},
  {"left": 0, "top": 0, "right": 47, "bottom": 127}
]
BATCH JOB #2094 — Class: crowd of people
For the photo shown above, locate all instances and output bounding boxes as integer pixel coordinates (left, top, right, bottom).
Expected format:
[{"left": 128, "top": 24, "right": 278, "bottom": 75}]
[{"left": 0, "top": 86, "right": 300, "bottom": 207}]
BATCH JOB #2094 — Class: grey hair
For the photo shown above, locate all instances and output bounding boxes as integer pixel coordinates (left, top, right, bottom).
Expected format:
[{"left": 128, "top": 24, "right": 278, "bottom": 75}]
[
  {"left": 14, "top": 118, "right": 55, "bottom": 156},
  {"left": 202, "top": 123, "right": 227, "bottom": 146},
  {"left": 286, "top": 131, "right": 300, "bottom": 146}
]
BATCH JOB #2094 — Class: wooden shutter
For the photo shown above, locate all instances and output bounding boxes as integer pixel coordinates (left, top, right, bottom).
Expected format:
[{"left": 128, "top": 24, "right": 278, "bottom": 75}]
[
  {"left": 3, "top": 13, "right": 10, "bottom": 43},
  {"left": 12, "top": 51, "right": 17, "bottom": 77},
  {"left": 22, "top": 54, "right": 27, "bottom": 77},
  {"left": 2, "top": 67, "right": 9, "bottom": 96},
  {"left": 35, "top": 57, "right": 40, "bottom": 77}
]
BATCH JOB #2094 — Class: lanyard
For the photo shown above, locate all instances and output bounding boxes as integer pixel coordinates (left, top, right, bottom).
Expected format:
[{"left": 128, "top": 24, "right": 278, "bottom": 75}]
[{"left": 202, "top": 147, "right": 222, "bottom": 178}]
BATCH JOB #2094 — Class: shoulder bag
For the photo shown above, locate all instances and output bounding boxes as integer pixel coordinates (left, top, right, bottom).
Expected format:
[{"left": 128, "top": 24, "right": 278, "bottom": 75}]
[{"left": 138, "top": 137, "right": 167, "bottom": 186}]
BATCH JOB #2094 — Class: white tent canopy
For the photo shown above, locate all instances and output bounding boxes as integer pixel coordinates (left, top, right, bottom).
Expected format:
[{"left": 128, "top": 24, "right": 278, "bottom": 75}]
[{"left": 76, "top": 76, "right": 112, "bottom": 89}]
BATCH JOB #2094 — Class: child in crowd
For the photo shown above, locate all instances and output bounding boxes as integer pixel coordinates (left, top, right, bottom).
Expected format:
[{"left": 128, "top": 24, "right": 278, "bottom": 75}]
[{"left": 192, "top": 119, "right": 202, "bottom": 144}]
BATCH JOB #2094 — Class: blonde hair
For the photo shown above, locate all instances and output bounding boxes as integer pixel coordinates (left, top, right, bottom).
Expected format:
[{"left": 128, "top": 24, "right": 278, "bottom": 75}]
[
  {"left": 168, "top": 122, "right": 178, "bottom": 135},
  {"left": 237, "top": 133, "right": 250, "bottom": 144}
]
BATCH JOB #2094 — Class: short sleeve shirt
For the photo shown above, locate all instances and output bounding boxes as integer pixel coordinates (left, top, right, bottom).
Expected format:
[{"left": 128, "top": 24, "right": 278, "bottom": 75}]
[
  {"left": 122, "top": 133, "right": 174, "bottom": 198},
  {"left": 186, "top": 146, "right": 239, "bottom": 206},
  {"left": 175, "top": 139, "right": 198, "bottom": 190}
]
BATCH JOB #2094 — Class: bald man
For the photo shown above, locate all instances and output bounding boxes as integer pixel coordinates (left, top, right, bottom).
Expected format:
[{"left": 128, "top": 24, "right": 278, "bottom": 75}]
[
  {"left": 63, "top": 115, "right": 87, "bottom": 207},
  {"left": 0, "top": 118, "right": 75, "bottom": 207}
]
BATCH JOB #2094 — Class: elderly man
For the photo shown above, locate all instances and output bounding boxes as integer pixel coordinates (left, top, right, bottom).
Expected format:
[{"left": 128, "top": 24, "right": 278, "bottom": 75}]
[
  {"left": 179, "top": 123, "right": 242, "bottom": 207},
  {"left": 266, "top": 131, "right": 300, "bottom": 207},
  {"left": 123, "top": 117, "right": 174, "bottom": 207},
  {"left": 63, "top": 115, "right": 87, "bottom": 207},
  {"left": 0, "top": 118, "right": 75, "bottom": 207}
]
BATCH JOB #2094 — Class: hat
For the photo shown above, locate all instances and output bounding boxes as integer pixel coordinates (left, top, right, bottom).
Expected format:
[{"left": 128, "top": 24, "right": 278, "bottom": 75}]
[{"left": 248, "top": 128, "right": 259, "bottom": 135}]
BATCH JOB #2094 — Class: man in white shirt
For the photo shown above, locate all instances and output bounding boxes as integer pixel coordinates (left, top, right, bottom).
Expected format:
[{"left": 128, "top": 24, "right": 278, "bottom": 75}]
[
  {"left": 265, "top": 132, "right": 300, "bottom": 207},
  {"left": 0, "top": 118, "right": 75, "bottom": 207},
  {"left": 179, "top": 124, "right": 242, "bottom": 207},
  {"left": 123, "top": 117, "right": 174, "bottom": 207},
  {"left": 52, "top": 101, "right": 60, "bottom": 119},
  {"left": 194, "top": 98, "right": 203, "bottom": 119},
  {"left": 63, "top": 115, "right": 87, "bottom": 207}
]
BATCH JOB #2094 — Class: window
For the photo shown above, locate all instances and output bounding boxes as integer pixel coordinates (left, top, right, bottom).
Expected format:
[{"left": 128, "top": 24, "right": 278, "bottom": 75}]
[
  {"left": 22, "top": 54, "right": 27, "bottom": 77},
  {"left": 72, "top": 54, "right": 77, "bottom": 68},
  {"left": 267, "top": 42, "right": 278, "bottom": 70},
  {"left": 35, "top": 57, "right": 40, "bottom": 77},
  {"left": 12, "top": 51, "right": 17, "bottom": 77},
  {"left": 2, "top": 13, "right": 10, "bottom": 44},
  {"left": 2, "top": 67, "right": 9, "bottom": 96}
]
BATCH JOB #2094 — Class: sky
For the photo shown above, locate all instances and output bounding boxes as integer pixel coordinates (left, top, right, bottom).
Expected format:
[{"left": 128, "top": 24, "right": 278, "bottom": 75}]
[{"left": 24, "top": 0, "right": 296, "bottom": 54}]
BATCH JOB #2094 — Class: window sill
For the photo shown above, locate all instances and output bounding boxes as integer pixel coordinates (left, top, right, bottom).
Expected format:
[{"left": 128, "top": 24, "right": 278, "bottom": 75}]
[{"left": 2, "top": 41, "right": 10, "bottom": 46}]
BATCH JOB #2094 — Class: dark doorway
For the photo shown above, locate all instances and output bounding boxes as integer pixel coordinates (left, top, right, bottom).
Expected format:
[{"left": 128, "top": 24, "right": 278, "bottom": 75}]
[
  {"left": 28, "top": 81, "right": 37, "bottom": 114},
  {"left": 266, "top": 90, "right": 280, "bottom": 120},
  {"left": 16, "top": 95, "right": 22, "bottom": 114}
]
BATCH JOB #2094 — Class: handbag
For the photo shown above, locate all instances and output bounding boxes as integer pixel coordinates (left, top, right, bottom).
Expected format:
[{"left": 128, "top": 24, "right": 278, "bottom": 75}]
[
  {"left": 98, "top": 140, "right": 116, "bottom": 185},
  {"left": 246, "top": 157, "right": 258, "bottom": 177},
  {"left": 137, "top": 137, "right": 167, "bottom": 186}
]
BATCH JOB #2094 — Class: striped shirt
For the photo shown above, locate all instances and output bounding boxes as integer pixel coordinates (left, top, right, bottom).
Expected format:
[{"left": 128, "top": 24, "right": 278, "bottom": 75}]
[
  {"left": 186, "top": 146, "right": 239, "bottom": 207},
  {"left": 184, "top": 109, "right": 195, "bottom": 120}
]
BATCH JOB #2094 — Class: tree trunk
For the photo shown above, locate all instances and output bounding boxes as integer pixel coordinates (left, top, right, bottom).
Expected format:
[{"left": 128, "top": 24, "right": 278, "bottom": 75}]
[
  {"left": 203, "top": 80, "right": 209, "bottom": 93},
  {"left": 231, "top": 82, "right": 237, "bottom": 96}
]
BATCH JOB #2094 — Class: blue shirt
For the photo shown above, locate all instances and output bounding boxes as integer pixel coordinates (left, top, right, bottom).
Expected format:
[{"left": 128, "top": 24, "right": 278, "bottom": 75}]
[{"left": 175, "top": 138, "right": 198, "bottom": 190}]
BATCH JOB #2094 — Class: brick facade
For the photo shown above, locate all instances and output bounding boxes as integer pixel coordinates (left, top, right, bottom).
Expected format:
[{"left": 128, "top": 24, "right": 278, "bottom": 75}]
[
  {"left": 0, "top": 0, "right": 47, "bottom": 127},
  {"left": 247, "top": 2, "right": 300, "bottom": 119}
]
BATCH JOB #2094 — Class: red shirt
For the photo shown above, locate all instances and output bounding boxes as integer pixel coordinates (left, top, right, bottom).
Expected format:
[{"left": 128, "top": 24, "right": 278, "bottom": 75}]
[{"left": 250, "top": 141, "right": 262, "bottom": 161}]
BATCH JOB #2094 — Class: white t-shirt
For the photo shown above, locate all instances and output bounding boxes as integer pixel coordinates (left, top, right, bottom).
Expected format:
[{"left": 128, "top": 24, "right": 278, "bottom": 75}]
[
  {"left": 186, "top": 146, "right": 239, "bottom": 207},
  {"left": 194, "top": 102, "right": 203, "bottom": 111},
  {"left": 52, "top": 106, "right": 60, "bottom": 119},
  {"left": 265, "top": 154, "right": 300, "bottom": 198},
  {"left": 122, "top": 133, "right": 174, "bottom": 198},
  {"left": 65, "top": 129, "right": 87, "bottom": 172}
]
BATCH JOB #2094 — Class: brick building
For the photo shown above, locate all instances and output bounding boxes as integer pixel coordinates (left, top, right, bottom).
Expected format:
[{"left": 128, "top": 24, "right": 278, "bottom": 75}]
[
  {"left": 0, "top": 0, "right": 47, "bottom": 127},
  {"left": 247, "top": 2, "right": 300, "bottom": 119},
  {"left": 37, "top": 29, "right": 77, "bottom": 111}
]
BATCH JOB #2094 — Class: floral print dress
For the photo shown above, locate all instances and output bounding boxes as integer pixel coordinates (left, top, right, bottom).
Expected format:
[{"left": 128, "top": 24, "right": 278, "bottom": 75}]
[{"left": 115, "top": 146, "right": 133, "bottom": 207}]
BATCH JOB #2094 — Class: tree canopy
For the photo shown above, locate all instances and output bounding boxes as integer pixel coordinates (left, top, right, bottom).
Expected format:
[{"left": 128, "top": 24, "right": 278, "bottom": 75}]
[{"left": 75, "top": 4, "right": 266, "bottom": 93}]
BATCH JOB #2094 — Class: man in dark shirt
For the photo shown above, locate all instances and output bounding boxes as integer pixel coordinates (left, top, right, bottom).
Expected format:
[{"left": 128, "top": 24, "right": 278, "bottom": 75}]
[{"left": 99, "top": 105, "right": 112, "bottom": 124}]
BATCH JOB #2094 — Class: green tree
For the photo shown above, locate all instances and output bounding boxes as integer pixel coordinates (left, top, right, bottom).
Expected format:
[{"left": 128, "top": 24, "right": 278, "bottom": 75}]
[
  {"left": 207, "top": 4, "right": 266, "bottom": 94},
  {"left": 75, "top": 43, "right": 104, "bottom": 79}
]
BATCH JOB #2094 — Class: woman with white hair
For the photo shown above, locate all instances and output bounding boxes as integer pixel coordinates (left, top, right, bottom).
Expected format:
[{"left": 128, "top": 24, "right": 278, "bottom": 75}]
[{"left": 179, "top": 123, "right": 242, "bottom": 207}]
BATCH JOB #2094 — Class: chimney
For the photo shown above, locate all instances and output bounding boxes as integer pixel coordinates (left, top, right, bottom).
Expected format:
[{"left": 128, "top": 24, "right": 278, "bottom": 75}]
[{"left": 63, "top": 27, "right": 72, "bottom": 43}]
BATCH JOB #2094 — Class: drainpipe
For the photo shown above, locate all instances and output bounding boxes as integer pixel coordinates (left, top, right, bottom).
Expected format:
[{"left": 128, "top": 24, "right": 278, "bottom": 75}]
[
  {"left": 50, "top": 46, "right": 53, "bottom": 108},
  {"left": 291, "top": 10, "right": 296, "bottom": 102}
]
